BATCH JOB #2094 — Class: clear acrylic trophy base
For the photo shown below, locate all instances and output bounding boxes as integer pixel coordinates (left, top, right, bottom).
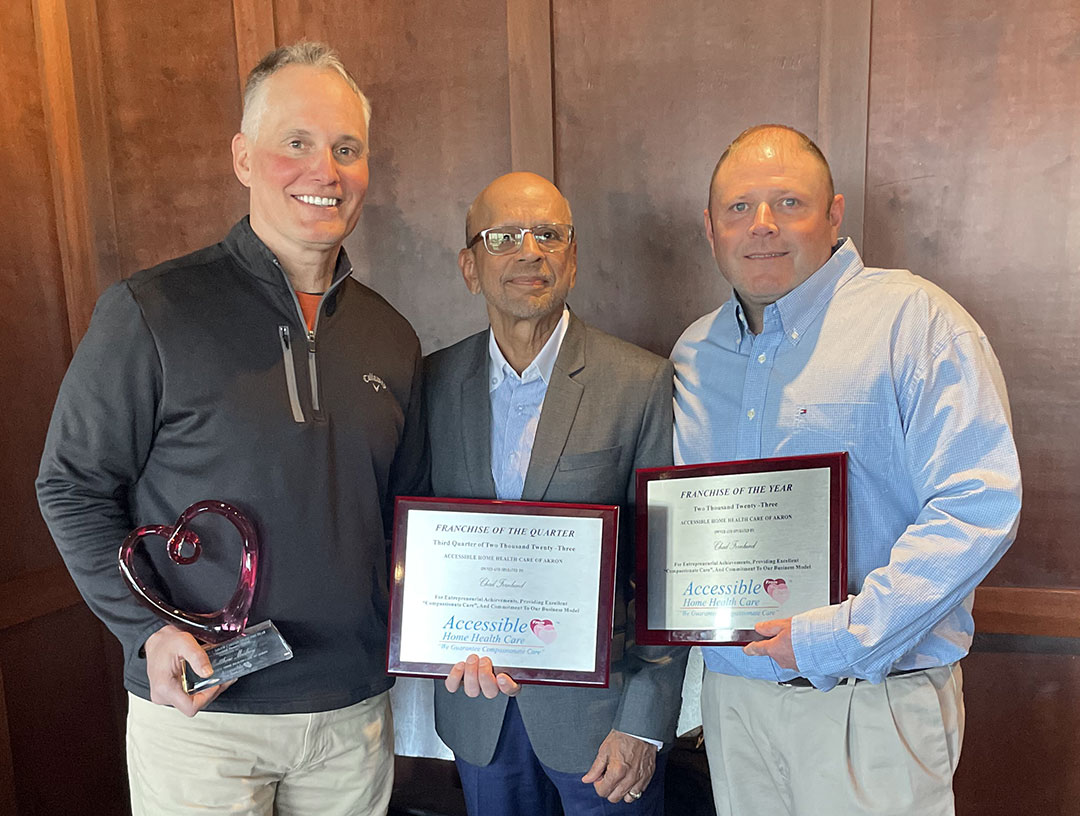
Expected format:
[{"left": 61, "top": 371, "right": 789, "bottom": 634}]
[{"left": 182, "top": 620, "right": 293, "bottom": 694}]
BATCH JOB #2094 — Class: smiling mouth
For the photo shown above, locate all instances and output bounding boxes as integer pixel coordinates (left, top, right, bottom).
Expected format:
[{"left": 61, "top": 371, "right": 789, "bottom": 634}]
[
  {"left": 294, "top": 195, "right": 341, "bottom": 207},
  {"left": 745, "top": 252, "right": 789, "bottom": 259}
]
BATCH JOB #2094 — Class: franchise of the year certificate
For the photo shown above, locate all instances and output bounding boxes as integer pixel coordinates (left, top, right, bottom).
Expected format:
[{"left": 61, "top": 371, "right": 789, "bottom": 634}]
[
  {"left": 387, "top": 498, "right": 619, "bottom": 686},
  {"left": 635, "top": 453, "right": 846, "bottom": 645}
]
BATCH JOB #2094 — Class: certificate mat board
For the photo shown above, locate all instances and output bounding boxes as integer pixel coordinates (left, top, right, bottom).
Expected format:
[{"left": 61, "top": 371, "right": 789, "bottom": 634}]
[
  {"left": 388, "top": 497, "right": 619, "bottom": 687},
  {"left": 635, "top": 453, "right": 847, "bottom": 646}
]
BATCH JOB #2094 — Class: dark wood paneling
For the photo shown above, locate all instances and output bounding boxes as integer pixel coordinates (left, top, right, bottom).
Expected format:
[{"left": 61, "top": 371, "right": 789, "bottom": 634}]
[
  {"left": 0, "top": 668, "right": 14, "bottom": 816},
  {"left": 552, "top": 1, "right": 826, "bottom": 356},
  {"left": 864, "top": 1, "right": 1080, "bottom": 586},
  {"left": 33, "top": 0, "right": 121, "bottom": 346},
  {"left": 507, "top": 0, "right": 554, "bottom": 178},
  {"left": 232, "top": 0, "right": 276, "bottom": 82},
  {"left": 275, "top": 0, "right": 515, "bottom": 352},
  {"left": 0, "top": 0, "right": 71, "bottom": 580},
  {"left": 97, "top": 0, "right": 248, "bottom": 277},
  {"left": 0, "top": 566, "right": 83, "bottom": 632},
  {"left": 974, "top": 586, "right": 1080, "bottom": 639},
  {"left": 1, "top": 605, "right": 128, "bottom": 815},
  {"left": 816, "top": 0, "right": 870, "bottom": 248},
  {"left": 956, "top": 652, "right": 1080, "bottom": 815}
]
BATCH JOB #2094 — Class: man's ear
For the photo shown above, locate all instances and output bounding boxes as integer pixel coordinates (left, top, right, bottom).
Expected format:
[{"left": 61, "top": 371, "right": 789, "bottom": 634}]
[
  {"left": 231, "top": 132, "right": 252, "bottom": 188},
  {"left": 459, "top": 247, "right": 481, "bottom": 294},
  {"left": 704, "top": 208, "right": 716, "bottom": 254},
  {"left": 828, "top": 194, "right": 845, "bottom": 236},
  {"left": 566, "top": 241, "right": 578, "bottom": 292}
]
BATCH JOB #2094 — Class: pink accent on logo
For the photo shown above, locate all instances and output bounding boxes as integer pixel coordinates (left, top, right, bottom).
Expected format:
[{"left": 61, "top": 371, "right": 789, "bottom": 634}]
[
  {"left": 763, "top": 578, "right": 790, "bottom": 605},
  {"left": 530, "top": 618, "right": 558, "bottom": 644}
]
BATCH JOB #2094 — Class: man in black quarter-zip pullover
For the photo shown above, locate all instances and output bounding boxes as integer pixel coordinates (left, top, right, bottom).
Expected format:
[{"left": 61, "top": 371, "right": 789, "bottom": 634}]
[{"left": 36, "top": 43, "right": 426, "bottom": 816}]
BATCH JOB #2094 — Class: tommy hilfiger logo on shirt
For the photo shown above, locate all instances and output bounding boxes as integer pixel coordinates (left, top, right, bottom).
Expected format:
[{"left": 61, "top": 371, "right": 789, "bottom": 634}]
[{"left": 364, "top": 373, "right": 387, "bottom": 392}]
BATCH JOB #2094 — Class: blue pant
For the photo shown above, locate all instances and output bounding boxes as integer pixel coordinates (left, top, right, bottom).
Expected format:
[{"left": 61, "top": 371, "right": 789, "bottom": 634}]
[{"left": 455, "top": 698, "right": 667, "bottom": 816}]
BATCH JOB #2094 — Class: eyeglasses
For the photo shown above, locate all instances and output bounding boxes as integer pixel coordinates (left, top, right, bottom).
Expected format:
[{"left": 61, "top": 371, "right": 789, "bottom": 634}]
[{"left": 467, "top": 224, "right": 575, "bottom": 256}]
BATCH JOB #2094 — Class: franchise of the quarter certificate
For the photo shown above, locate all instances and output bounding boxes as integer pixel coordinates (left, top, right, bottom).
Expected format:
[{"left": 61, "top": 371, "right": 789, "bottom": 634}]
[
  {"left": 387, "top": 498, "right": 619, "bottom": 686},
  {"left": 635, "top": 453, "right": 847, "bottom": 646}
]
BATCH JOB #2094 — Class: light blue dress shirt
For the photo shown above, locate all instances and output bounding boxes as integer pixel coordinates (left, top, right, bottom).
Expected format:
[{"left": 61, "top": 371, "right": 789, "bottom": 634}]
[
  {"left": 672, "top": 239, "right": 1022, "bottom": 690},
  {"left": 488, "top": 307, "right": 570, "bottom": 500}
]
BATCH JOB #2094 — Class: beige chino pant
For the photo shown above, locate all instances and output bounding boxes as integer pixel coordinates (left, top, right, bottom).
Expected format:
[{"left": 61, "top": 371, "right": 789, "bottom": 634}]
[
  {"left": 702, "top": 665, "right": 964, "bottom": 816},
  {"left": 126, "top": 691, "right": 393, "bottom": 815}
]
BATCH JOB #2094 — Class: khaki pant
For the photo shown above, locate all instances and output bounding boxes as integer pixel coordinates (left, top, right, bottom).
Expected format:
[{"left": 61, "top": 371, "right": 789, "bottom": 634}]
[
  {"left": 701, "top": 665, "right": 964, "bottom": 816},
  {"left": 126, "top": 691, "right": 394, "bottom": 815}
]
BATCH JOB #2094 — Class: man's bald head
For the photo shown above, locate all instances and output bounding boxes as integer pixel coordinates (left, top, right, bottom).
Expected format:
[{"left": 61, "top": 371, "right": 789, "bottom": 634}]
[
  {"left": 465, "top": 172, "right": 573, "bottom": 245},
  {"left": 707, "top": 125, "right": 834, "bottom": 214}
]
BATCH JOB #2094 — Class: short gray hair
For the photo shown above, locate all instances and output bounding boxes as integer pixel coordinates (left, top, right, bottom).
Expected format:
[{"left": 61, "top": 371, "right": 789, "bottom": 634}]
[{"left": 240, "top": 42, "right": 371, "bottom": 140}]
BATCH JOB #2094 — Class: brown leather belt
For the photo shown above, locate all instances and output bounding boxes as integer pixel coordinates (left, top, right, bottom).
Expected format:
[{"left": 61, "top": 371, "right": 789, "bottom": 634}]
[{"left": 777, "top": 667, "right": 929, "bottom": 688}]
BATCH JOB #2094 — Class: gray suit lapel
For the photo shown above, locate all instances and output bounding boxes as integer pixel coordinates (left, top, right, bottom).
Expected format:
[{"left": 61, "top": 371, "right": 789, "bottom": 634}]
[
  {"left": 521, "top": 313, "right": 586, "bottom": 501},
  {"left": 460, "top": 333, "right": 497, "bottom": 497}
]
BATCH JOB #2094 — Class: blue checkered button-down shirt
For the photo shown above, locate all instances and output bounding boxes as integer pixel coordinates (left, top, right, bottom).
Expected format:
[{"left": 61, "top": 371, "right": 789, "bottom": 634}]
[{"left": 672, "top": 239, "right": 1022, "bottom": 690}]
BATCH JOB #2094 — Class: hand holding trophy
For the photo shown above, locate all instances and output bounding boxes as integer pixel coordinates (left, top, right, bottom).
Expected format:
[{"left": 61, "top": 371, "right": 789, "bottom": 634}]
[{"left": 119, "top": 500, "right": 292, "bottom": 712}]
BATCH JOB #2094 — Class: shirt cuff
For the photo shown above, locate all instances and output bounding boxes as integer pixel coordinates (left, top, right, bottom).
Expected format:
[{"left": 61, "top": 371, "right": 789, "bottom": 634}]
[
  {"left": 620, "top": 732, "right": 662, "bottom": 751},
  {"left": 791, "top": 600, "right": 850, "bottom": 679}
]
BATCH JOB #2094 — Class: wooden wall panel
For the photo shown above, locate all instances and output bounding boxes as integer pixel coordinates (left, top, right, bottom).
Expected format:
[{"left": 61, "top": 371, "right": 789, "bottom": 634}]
[
  {"left": 96, "top": 0, "right": 248, "bottom": 278},
  {"left": 956, "top": 652, "right": 1080, "bottom": 815},
  {"left": 864, "top": 0, "right": 1080, "bottom": 587},
  {"left": 275, "top": 0, "right": 514, "bottom": 351},
  {"left": 0, "top": 0, "right": 72, "bottom": 584},
  {"left": 1, "top": 606, "right": 128, "bottom": 815},
  {"left": 552, "top": 1, "right": 826, "bottom": 356}
]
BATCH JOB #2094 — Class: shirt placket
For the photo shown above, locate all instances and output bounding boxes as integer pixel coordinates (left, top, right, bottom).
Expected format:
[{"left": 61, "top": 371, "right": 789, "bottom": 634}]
[{"left": 736, "top": 312, "right": 784, "bottom": 460}]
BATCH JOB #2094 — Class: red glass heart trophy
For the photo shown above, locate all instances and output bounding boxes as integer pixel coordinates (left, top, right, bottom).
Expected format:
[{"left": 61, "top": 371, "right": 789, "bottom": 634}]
[{"left": 119, "top": 500, "right": 292, "bottom": 693}]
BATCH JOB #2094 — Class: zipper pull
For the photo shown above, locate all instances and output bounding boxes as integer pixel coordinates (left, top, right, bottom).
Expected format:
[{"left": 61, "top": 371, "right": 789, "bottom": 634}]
[{"left": 279, "top": 325, "right": 290, "bottom": 350}]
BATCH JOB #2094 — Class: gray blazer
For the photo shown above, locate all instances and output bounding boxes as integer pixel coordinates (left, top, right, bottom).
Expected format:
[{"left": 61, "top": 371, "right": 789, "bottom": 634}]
[{"left": 425, "top": 312, "right": 688, "bottom": 774}]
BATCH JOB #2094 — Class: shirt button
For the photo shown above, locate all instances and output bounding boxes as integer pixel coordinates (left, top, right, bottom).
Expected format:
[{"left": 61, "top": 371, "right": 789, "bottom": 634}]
[
  {"left": 747, "top": 409, "right": 756, "bottom": 420},
  {"left": 491, "top": 377, "right": 498, "bottom": 385},
  {"left": 757, "top": 353, "right": 766, "bottom": 364},
  {"left": 791, "top": 330, "right": 799, "bottom": 340}
]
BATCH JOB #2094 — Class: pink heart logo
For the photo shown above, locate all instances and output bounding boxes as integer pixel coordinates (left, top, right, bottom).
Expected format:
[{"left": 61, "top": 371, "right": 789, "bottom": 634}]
[
  {"left": 763, "top": 578, "right": 790, "bottom": 605},
  {"left": 118, "top": 500, "right": 259, "bottom": 644},
  {"left": 530, "top": 618, "right": 558, "bottom": 644}
]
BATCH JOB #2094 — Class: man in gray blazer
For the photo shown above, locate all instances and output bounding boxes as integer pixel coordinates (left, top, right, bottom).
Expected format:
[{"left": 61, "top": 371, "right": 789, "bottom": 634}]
[{"left": 425, "top": 172, "right": 687, "bottom": 815}]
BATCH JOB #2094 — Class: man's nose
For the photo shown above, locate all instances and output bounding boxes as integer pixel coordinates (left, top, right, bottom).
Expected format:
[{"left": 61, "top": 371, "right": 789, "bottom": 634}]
[
  {"left": 308, "top": 146, "right": 340, "bottom": 182},
  {"left": 517, "top": 230, "right": 543, "bottom": 260},
  {"left": 750, "top": 202, "right": 777, "bottom": 235}
]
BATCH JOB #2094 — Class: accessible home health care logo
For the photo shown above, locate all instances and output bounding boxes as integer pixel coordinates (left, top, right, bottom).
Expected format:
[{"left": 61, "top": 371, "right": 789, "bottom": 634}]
[{"left": 442, "top": 615, "right": 558, "bottom": 646}]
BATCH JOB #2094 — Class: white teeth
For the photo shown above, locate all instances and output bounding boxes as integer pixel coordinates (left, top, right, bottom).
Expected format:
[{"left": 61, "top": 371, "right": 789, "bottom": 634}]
[{"left": 296, "top": 195, "right": 339, "bottom": 207}]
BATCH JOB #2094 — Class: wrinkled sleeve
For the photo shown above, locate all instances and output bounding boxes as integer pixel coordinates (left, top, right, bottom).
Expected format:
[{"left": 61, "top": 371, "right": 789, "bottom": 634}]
[
  {"left": 791, "top": 329, "right": 1022, "bottom": 682},
  {"left": 36, "top": 282, "right": 165, "bottom": 666},
  {"left": 613, "top": 359, "right": 690, "bottom": 742}
]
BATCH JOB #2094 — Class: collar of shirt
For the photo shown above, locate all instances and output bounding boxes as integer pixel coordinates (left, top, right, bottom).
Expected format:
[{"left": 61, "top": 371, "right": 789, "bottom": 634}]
[
  {"left": 723, "top": 238, "right": 863, "bottom": 349},
  {"left": 487, "top": 306, "right": 571, "bottom": 391}
]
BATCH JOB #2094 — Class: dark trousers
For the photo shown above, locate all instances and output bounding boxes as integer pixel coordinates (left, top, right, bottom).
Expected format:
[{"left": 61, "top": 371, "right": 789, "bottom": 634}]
[{"left": 455, "top": 698, "right": 667, "bottom": 816}]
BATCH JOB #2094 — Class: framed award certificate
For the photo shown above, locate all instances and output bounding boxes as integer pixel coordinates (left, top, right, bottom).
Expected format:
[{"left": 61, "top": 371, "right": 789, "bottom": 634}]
[
  {"left": 635, "top": 453, "right": 847, "bottom": 646},
  {"left": 387, "top": 497, "right": 619, "bottom": 687}
]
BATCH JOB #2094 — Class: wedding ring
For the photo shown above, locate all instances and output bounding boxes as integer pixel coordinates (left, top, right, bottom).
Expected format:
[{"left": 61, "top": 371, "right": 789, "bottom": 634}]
[{"left": 628, "top": 790, "right": 643, "bottom": 800}]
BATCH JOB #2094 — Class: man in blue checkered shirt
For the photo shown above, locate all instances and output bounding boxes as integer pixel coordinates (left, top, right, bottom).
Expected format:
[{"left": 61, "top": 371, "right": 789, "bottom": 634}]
[{"left": 672, "top": 124, "right": 1021, "bottom": 816}]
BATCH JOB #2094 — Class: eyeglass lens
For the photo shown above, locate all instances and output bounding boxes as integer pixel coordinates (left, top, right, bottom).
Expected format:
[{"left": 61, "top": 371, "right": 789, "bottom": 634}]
[{"left": 485, "top": 225, "right": 571, "bottom": 255}]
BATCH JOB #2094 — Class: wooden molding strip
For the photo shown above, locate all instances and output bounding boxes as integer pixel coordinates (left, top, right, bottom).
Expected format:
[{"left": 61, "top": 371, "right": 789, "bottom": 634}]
[
  {"left": 232, "top": 0, "right": 277, "bottom": 90},
  {"left": 973, "top": 586, "right": 1080, "bottom": 639},
  {"left": 32, "top": 0, "right": 120, "bottom": 348},
  {"left": 816, "top": 0, "right": 872, "bottom": 250},
  {"left": 506, "top": 0, "right": 555, "bottom": 180},
  {"left": 0, "top": 565, "right": 84, "bottom": 632}
]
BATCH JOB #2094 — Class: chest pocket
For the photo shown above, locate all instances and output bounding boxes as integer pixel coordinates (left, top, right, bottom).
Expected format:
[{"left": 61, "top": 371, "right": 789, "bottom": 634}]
[{"left": 557, "top": 444, "right": 622, "bottom": 472}]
